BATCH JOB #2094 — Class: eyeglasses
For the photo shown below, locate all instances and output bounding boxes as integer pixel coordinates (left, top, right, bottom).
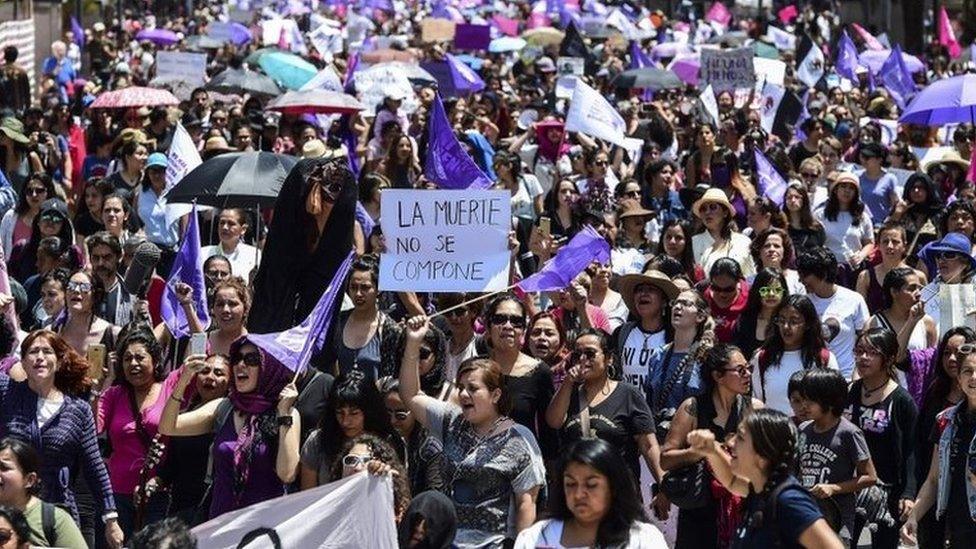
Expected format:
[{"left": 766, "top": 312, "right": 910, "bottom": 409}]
[
  {"left": 710, "top": 283, "right": 737, "bottom": 294},
  {"left": 238, "top": 352, "right": 262, "bottom": 367},
  {"left": 489, "top": 313, "right": 526, "bottom": 329},
  {"left": 955, "top": 343, "right": 976, "bottom": 356},
  {"left": 418, "top": 347, "right": 433, "bottom": 361},
  {"left": 854, "top": 346, "right": 882, "bottom": 357},
  {"left": 387, "top": 409, "right": 410, "bottom": 421},
  {"left": 722, "top": 365, "right": 753, "bottom": 377},
  {"left": 66, "top": 281, "right": 92, "bottom": 293},
  {"left": 758, "top": 286, "right": 784, "bottom": 298},
  {"left": 775, "top": 317, "right": 804, "bottom": 328},
  {"left": 937, "top": 251, "right": 964, "bottom": 262},
  {"left": 572, "top": 348, "right": 601, "bottom": 362},
  {"left": 26, "top": 186, "right": 47, "bottom": 196},
  {"left": 39, "top": 213, "right": 62, "bottom": 223},
  {"left": 342, "top": 454, "right": 371, "bottom": 468}
]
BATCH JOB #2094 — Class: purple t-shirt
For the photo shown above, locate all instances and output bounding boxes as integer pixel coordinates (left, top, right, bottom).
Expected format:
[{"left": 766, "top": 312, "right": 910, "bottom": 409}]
[{"left": 209, "top": 412, "right": 285, "bottom": 519}]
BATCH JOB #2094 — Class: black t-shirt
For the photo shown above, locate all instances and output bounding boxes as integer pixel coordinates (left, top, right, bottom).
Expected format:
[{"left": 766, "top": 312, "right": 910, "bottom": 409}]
[
  {"left": 504, "top": 364, "right": 556, "bottom": 458},
  {"left": 939, "top": 408, "right": 976, "bottom": 546},
  {"left": 295, "top": 370, "right": 334, "bottom": 444},
  {"left": 561, "top": 382, "right": 655, "bottom": 482},
  {"left": 845, "top": 382, "right": 918, "bottom": 498},
  {"left": 732, "top": 477, "right": 823, "bottom": 549}
]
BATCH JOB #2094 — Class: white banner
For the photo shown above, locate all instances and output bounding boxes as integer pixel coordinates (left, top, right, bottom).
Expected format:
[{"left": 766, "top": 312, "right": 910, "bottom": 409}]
[
  {"left": 700, "top": 47, "right": 755, "bottom": 91},
  {"left": 379, "top": 189, "right": 511, "bottom": 292},
  {"left": 163, "top": 123, "right": 203, "bottom": 225},
  {"left": 192, "top": 472, "right": 397, "bottom": 549},
  {"left": 565, "top": 80, "right": 627, "bottom": 146},
  {"left": 156, "top": 51, "right": 208, "bottom": 82},
  {"left": 753, "top": 57, "right": 786, "bottom": 86}
]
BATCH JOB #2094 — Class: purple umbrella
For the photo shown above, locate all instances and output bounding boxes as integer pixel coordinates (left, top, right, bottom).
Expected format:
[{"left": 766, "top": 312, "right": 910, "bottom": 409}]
[
  {"left": 668, "top": 52, "right": 700, "bottom": 86},
  {"left": 899, "top": 74, "right": 976, "bottom": 126},
  {"left": 136, "top": 28, "right": 180, "bottom": 46},
  {"left": 859, "top": 49, "right": 925, "bottom": 75},
  {"left": 207, "top": 21, "right": 252, "bottom": 46},
  {"left": 421, "top": 54, "right": 485, "bottom": 98}
]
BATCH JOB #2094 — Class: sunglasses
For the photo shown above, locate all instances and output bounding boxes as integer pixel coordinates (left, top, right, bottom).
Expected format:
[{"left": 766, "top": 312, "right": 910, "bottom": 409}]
[
  {"left": 623, "top": 190, "right": 641, "bottom": 198},
  {"left": 572, "top": 348, "right": 600, "bottom": 362},
  {"left": 66, "top": 281, "right": 92, "bottom": 293},
  {"left": 342, "top": 454, "right": 371, "bottom": 468},
  {"left": 722, "top": 365, "right": 753, "bottom": 377},
  {"left": 937, "top": 251, "right": 964, "bottom": 261},
  {"left": 238, "top": 352, "right": 262, "bottom": 367},
  {"left": 39, "top": 213, "right": 62, "bottom": 223},
  {"left": 800, "top": 172, "right": 820, "bottom": 179},
  {"left": 489, "top": 313, "right": 526, "bottom": 328},
  {"left": 387, "top": 409, "right": 410, "bottom": 421},
  {"left": 710, "top": 283, "right": 737, "bottom": 294},
  {"left": 758, "top": 286, "right": 784, "bottom": 298},
  {"left": 593, "top": 160, "right": 609, "bottom": 166},
  {"left": 26, "top": 186, "right": 47, "bottom": 196},
  {"left": 419, "top": 347, "right": 433, "bottom": 361},
  {"left": 955, "top": 343, "right": 976, "bottom": 356}
]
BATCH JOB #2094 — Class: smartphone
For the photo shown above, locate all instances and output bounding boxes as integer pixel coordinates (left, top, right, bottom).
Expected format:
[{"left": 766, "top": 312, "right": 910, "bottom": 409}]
[
  {"left": 539, "top": 216, "right": 551, "bottom": 238},
  {"left": 87, "top": 344, "right": 106, "bottom": 382},
  {"left": 190, "top": 332, "right": 208, "bottom": 356}
]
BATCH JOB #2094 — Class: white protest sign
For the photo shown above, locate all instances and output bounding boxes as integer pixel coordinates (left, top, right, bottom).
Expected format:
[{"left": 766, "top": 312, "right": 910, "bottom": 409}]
[
  {"left": 753, "top": 57, "right": 786, "bottom": 86},
  {"left": 163, "top": 123, "right": 204, "bottom": 225},
  {"left": 557, "top": 57, "right": 585, "bottom": 76},
  {"left": 379, "top": 190, "right": 511, "bottom": 292},
  {"left": 555, "top": 75, "right": 579, "bottom": 99},
  {"left": 700, "top": 84, "right": 720, "bottom": 125},
  {"left": 937, "top": 283, "right": 976, "bottom": 337},
  {"left": 355, "top": 64, "right": 419, "bottom": 114},
  {"left": 566, "top": 80, "right": 627, "bottom": 146},
  {"left": 308, "top": 23, "right": 343, "bottom": 55},
  {"left": 700, "top": 47, "right": 754, "bottom": 91},
  {"left": 155, "top": 51, "right": 207, "bottom": 82}
]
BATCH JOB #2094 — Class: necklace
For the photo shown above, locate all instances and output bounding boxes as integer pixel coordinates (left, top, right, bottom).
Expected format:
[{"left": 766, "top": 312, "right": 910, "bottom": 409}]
[{"left": 861, "top": 379, "right": 888, "bottom": 399}]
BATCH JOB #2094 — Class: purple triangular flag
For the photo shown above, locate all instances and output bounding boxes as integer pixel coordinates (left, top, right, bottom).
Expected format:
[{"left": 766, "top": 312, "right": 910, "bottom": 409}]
[
  {"left": 248, "top": 250, "right": 356, "bottom": 373},
  {"left": 629, "top": 41, "right": 654, "bottom": 69},
  {"left": 879, "top": 45, "right": 915, "bottom": 109},
  {"left": 71, "top": 17, "right": 86, "bottom": 47},
  {"left": 161, "top": 204, "right": 210, "bottom": 338},
  {"left": 835, "top": 30, "right": 859, "bottom": 82},
  {"left": 754, "top": 148, "right": 788, "bottom": 206},
  {"left": 447, "top": 54, "right": 486, "bottom": 95},
  {"left": 518, "top": 226, "right": 610, "bottom": 292},
  {"left": 424, "top": 93, "right": 493, "bottom": 190}
]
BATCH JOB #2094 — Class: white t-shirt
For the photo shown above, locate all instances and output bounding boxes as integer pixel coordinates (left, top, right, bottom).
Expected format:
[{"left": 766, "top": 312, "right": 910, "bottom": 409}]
[
  {"left": 514, "top": 519, "right": 667, "bottom": 549},
  {"left": 201, "top": 242, "right": 261, "bottom": 280},
  {"left": 814, "top": 208, "right": 874, "bottom": 264},
  {"left": 751, "top": 349, "right": 839, "bottom": 415},
  {"left": 807, "top": 286, "right": 870, "bottom": 378},
  {"left": 36, "top": 396, "right": 64, "bottom": 429},
  {"left": 510, "top": 174, "right": 544, "bottom": 221},
  {"left": 445, "top": 336, "right": 478, "bottom": 382},
  {"left": 619, "top": 326, "right": 667, "bottom": 389},
  {"left": 692, "top": 231, "right": 757, "bottom": 279}
]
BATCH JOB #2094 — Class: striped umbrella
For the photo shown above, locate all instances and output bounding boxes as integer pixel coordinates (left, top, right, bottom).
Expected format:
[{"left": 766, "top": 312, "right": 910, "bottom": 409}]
[{"left": 89, "top": 86, "right": 180, "bottom": 109}]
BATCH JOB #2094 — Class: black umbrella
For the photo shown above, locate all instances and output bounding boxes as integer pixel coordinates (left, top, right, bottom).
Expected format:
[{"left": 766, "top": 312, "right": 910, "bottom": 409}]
[
  {"left": 207, "top": 68, "right": 282, "bottom": 97},
  {"left": 611, "top": 67, "right": 684, "bottom": 90},
  {"left": 165, "top": 152, "right": 299, "bottom": 208},
  {"left": 186, "top": 35, "right": 225, "bottom": 50}
]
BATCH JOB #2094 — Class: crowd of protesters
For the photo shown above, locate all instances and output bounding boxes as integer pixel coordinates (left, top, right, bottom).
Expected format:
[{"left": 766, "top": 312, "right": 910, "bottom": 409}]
[{"left": 0, "top": 0, "right": 974, "bottom": 548}]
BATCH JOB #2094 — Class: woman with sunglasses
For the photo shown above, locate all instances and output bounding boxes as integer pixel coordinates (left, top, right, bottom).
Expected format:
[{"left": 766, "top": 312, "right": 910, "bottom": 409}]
[
  {"left": 0, "top": 330, "right": 122, "bottom": 548},
  {"left": 333, "top": 255, "right": 400, "bottom": 381},
  {"left": 814, "top": 172, "right": 875, "bottom": 288},
  {"left": 0, "top": 436, "right": 85, "bottom": 547},
  {"left": 686, "top": 409, "right": 843, "bottom": 548},
  {"left": 300, "top": 372, "right": 402, "bottom": 488},
  {"left": 661, "top": 343, "right": 763, "bottom": 548},
  {"left": 399, "top": 316, "right": 546, "bottom": 548},
  {"left": 8, "top": 198, "right": 75, "bottom": 284},
  {"left": 483, "top": 294, "right": 557, "bottom": 458},
  {"left": 845, "top": 328, "right": 918, "bottom": 548},
  {"left": 515, "top": 438, "right": 667, "bottom": 548},
  {"left": 856, "top": 222, "right": 929, "bottom": 314},
  {"left": 54, "top": 269, "right": 117, "bottom": 356},
  {"left": 159, "top": 339, "right": 300, "bottom": 519},
  {"left": 918, "top": 232, "right": 976, "bottom": 334},
  {"left": 752, "top": 294, "right": 837, "bottom": 415},
  {"left": 889, "top": 174, "right": 941, "bottom": 254},
  {"left": 782, "top": 183, "right": 826, "bottom": 254},
  {"left": 331, "top": 433, "right": 412, "bottom": 520},
  {"left": 378, "top": 377, "right": 445, "bottom": 496},
  {"left": 733, "top": 268, "right": 789, "bottom": 360},
  {"left": 0, "top": 172, "right": 53, "bottom": 259},
  {"left": 703, "top": 258, "right": 749, "bottom": 344},
  {"left": 901, "top": 337, "right": 976, "bottom": 548}
]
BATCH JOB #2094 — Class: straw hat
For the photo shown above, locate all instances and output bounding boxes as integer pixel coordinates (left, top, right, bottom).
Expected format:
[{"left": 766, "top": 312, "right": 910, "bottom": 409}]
[
  {"left": 923, "top": 150, "right": 971, "bottom": 173},
  {"left": 617, "top": 269, "right": 679, "bottom": 314},
  {"left": 301, "top": 139, "right": 348, "bottom": 160},
  {"left": 828, "top": 171, "right": 859, "bottom": 192},
  {"left": 202, "top": 136, "right": 235, "bottom": 159},
  {"left": 692, "top": 187, "right": 735, "bottom": 220}
]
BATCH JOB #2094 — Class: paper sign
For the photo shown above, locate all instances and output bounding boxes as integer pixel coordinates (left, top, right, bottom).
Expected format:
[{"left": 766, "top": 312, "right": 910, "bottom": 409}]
[
  {"left": 309, "top": 23, "right": 343, "bottom": 55},
  {"left": 379, "top": 190, "right": 511, "bottom": 292},
  {"left": 753, "top": 57, "right": 786, "bottom": 86},
  {"left": 557, "top": 57, "right": 585, "bottom": 76},
  {"left": 421, "top": 18, "right": 457, "bottom": 43},
  {"left": 555, "top": 75, "right": 579, "bottom": 98},
  {"left": 936, "top": 283, "right": 976, "bottom": 337},
  {"left": 453, "top": 24, "right": 491, "bottom": 50},
  {"left": 155, "top": 51, "right": 207, "bottom": 82},
  {"left": 700, "top": 47, "right": 755, "bottom": 91}
]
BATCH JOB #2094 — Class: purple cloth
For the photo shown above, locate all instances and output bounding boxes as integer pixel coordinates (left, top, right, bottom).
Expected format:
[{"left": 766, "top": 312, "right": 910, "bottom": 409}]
[
  {"left": 424, "top": 93, "right": 493, "bottom": 189},
  {"left": 629, "top": 41, "right": 654, "bottom": 70},
  {"left": 227, "top": 338, "right": 293, "bottom": 416},
  {"left": 835, "top": 30, "right": 859, "bottom": 82},
  {"left": 209, "top": 414, "right": 284, "bottom": 518},
  {"left": 161, "top": 204, "right": 210, "bottom": 338},
  {"left": 70, "top": 17, "right": 85, "bottom": 47},
  {"left": 908, "top": 347, "right": 937, "bottom": 409},
  {"left": 754, "top": 147, "right": 788, "bottom": 206},
  {"left": 879, "top": 45, "right": 915, "bottom": 109},
  {"left": 518, "top": 226, "right": 610, "bottom": 292}
]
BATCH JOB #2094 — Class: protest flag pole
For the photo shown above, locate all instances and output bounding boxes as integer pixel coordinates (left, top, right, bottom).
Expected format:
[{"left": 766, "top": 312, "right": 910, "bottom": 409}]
[{"left": 429, "top": 282, "right": 521, "bottom": 319}]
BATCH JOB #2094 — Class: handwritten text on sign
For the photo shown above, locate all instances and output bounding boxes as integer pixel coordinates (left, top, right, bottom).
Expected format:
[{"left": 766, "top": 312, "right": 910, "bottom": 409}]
[
  {"left": 700, "top": 47, "right": 755, "bottom": 91},
  {"left": 380, "top": 190, "right": 511, "bottom": 292}
]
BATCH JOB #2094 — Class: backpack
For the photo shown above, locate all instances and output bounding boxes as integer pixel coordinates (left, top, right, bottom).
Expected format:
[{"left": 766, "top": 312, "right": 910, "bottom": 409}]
[{"left": 41, "top": 502, "right": 57, "bottom": 547}]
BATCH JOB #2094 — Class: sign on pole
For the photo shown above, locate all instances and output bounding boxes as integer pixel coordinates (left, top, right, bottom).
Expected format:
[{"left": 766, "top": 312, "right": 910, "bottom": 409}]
[
  {"left": 700, "top": 47, "right": 755, "bottom": 91},
  {"left": 379, "top": 190, "right": 511, "bottom": 292}
]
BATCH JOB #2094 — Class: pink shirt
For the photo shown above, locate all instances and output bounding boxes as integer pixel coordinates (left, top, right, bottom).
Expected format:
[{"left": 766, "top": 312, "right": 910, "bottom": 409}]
[
  {"left": 97, "top": 367, "right": 183, "bottom": 495},
  {"left": 552, "top": 303, "right": 612, "bottom": 334},
  {"left": 11, "top": 217, "right": 30, "bottom": 249}
]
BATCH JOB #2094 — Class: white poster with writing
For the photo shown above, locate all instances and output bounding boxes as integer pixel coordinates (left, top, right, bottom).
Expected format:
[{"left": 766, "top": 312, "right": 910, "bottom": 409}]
[
  {"left": 379, "top": 190, "right": 511, "bottom": 292},
  {"left": 700, "top": 46, "right": 755, "bottom": 91}
]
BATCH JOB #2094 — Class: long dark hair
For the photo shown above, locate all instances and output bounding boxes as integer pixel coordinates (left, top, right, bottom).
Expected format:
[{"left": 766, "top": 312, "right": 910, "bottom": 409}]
[
  {"left": 856, "top": 328, "right": 900, "bottom": 381},
  {"left": 759, "top": 295, "right": 828, "bottom": 381},
  {"left": 740, "top": 408, "right": 798, "bottom": 492},
  {"left": 0, "top": 505, "right": 30, "bottom": 548},
  {"left": 782, "top": 183, "right": 821, "bottom": 231},
  {"left": 824, "top": 180, "right": 866, "bottom": 224},
  {"left": 902, "top": 173, "right": 942, "bottom": 217},
  {"left": 738, "top": 268, "right": 789, "bottom": 347},
  {"left": 699, "top": 343, "right": 745, "bottom": 397},
  {"left": 328, "top": 433, "right": 411, "bottom": 518},
  {"left": 657, "top": 218, "right": 697, "bottom": 280},
  {"left": 0, "top": 437, "right": 41, "bottom": 496},
  {"left": 14, "top": 173, "right": 55, "bottom": 216},
  {"left": 547, "top": 438, "right": 648, "bottom": 546},
  {"left": 317, "top": 372, "right": 400, "bottom": 467},
  {"left": 925, "top": 327, "right": 976, "bottom": 410}
]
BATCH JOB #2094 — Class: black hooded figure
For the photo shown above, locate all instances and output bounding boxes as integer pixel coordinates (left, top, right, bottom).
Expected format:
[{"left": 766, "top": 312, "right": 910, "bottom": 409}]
[{"left": 248, "top": 157, "right": 357, "bottom": 333}]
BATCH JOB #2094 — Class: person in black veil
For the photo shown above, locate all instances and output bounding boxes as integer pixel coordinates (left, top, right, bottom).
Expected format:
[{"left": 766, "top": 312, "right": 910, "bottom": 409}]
[{"left": 248, "top": 157, "right": 357, "bottom": 333}]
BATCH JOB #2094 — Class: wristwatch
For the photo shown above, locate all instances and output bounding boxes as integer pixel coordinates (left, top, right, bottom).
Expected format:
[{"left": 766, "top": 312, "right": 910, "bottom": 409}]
[{"left": 277, "top": 415, "right": 294, "bottom": 428}]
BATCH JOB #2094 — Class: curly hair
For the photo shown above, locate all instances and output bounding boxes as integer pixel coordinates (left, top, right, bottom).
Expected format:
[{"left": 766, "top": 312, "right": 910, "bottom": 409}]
[
  {"left": 750, "top": 227, "right": 796, "bottom": 269},
  {"left": 114, "top": 325, "right": 165, "bottom": 385},
  {"left": 329, "top": 433, "right": 411, "bottom": 519},
  {"left": 211, "top": 276, "right": 251, "bottom": 317},
  {"left": 20, "top": 330, "right": 92, "bottom": 396}
]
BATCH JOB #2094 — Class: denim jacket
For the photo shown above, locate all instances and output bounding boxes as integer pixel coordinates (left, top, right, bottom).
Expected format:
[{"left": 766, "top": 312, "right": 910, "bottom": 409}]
[{"left": 934, "top": 402, "right": 976, "bottom": 521}]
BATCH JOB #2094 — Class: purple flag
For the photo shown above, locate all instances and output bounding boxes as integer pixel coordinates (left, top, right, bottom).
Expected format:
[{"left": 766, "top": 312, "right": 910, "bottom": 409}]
[
  {"left": 161, "top": 204, "right": 210, "bottom": 338},
  {"left": 518, "top": 226, "right": 610, "bottom": 292},
  {"left": 879, "top": 44, "right": 915, "bottom": 109},
  {"left": 835, "top": 30, "right": 859, "bottom": 82},
  {"left": 558, "top": 5, "right": 581, "bottom": 29},
  {"left": 424, "top": 94, "right": 493, "bottom": 190},
  {"left": 248, "top": 250, "right": 356, "bottom": 372},
  {"left": 355, "top": 201, "right": 375, "bottom": 238},
  {"left": 70, "top": 17, "right": 85, "bottom": 47},
  {"left": 754, "top": 148, "right": 788, "bottom": 206},
  {"left": 629, "top": 41, "right": 653, "bottom": 69}
]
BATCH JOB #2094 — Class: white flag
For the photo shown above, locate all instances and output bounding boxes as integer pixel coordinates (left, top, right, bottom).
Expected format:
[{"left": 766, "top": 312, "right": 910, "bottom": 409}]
[
  {"left": 766, "top": 26, "right": 796, "bottom": 51},
  {"left": 192, "top": 472, "right": 397, "bottom": 549},
  {"left": 566, "top": 80, "right": 637, "bottom": 153},
  {"left": 300, "top": 65, "right": 343, "bottom": 92},
  {"left": 700, "top": 84, "right": 720, "bottom": 125},
  {"left": 163, "top": 123, "right": 202, "bottom": 226}
]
